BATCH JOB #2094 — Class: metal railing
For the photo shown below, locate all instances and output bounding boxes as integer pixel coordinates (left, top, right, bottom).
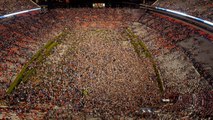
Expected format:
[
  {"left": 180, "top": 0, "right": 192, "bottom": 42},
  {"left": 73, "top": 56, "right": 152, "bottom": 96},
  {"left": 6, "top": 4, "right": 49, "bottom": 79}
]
[
  {"left": 0, "top": 8, "right": 41, "bottom": 19},
  {"left": 139, "top": 4, "right": 213, "bottom": 33}
]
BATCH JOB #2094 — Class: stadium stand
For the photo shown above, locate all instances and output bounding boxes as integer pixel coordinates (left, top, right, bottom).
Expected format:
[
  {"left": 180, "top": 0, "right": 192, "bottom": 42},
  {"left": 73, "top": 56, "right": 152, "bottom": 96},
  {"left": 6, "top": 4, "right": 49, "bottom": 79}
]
[{"left": 0, "top": 1, "right": 212, "bottom": 119}]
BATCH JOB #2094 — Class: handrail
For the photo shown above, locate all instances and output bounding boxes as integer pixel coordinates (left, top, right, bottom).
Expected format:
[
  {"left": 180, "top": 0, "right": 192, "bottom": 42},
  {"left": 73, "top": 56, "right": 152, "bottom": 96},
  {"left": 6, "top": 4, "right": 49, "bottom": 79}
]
[
  {"left": 0, "top": 8, "right": 41, "bottom": 19},
  {"left": 155, "top": 7, "right": 213, "bottom": 27},
  {"left": 139, "top": 4, "right": 213, "bottom": 33}
]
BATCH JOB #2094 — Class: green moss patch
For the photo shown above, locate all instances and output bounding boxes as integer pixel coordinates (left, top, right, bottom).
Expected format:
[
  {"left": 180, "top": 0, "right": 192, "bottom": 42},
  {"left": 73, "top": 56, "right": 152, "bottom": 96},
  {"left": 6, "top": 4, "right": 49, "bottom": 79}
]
[
  {"left": 7, "top": 32, "right": 68, "bottom": 94},
  {"left": 126, "top": 28, "right": 165, "bottom": 93}
]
